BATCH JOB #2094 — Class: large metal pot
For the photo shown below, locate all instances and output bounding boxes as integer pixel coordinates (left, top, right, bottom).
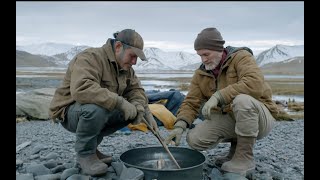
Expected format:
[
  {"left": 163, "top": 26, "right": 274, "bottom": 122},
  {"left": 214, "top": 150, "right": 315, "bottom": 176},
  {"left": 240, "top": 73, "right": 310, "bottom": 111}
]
[{"left": 120, "top": 146, "right": 206, "bottom": 180}]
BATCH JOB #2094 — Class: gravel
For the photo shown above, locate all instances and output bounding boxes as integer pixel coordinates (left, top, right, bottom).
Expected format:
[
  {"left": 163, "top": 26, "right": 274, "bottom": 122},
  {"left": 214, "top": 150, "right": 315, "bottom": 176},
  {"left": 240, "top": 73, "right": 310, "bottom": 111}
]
[{"left": 16, "top": 119, "right": 304, "bottom": 180}]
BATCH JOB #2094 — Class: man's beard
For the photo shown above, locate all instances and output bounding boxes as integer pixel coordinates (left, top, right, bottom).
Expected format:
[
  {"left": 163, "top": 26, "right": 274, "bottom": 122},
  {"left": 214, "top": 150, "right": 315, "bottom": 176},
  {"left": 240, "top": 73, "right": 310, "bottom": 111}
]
[
  {"left": 116, "top": 47, "right": 129, "bottom": 70},
  {"left": 204, "top": 57, "right": 221, "bottom": 70}
]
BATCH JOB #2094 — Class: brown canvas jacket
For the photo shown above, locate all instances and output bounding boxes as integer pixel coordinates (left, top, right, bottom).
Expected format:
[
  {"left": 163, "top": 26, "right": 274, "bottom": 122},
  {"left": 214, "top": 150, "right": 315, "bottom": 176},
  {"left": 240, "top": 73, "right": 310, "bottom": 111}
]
[
  {"left": 176, "top": 46, "right": 280, "bottom": 127},
  {"left": 49, "top": 39, "right": 147, "bottom": 121}
]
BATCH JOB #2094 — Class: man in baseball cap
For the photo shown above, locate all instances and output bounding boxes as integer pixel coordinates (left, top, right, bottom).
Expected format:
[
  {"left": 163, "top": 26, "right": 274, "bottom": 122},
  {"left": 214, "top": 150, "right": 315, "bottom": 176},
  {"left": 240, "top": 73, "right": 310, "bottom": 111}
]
[
  {"left": 114, "top": 29, "right": 147, "bottom": 61},
  {"left": 49, "top": 28, "right": 158, "bottom": 176}
]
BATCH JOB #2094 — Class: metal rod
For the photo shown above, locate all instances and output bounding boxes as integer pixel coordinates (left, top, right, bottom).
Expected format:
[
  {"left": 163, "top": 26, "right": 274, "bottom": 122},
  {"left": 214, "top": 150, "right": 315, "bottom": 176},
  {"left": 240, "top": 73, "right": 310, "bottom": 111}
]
[{"left": 142, "top": 119, "right": 181, "bottom": 169}]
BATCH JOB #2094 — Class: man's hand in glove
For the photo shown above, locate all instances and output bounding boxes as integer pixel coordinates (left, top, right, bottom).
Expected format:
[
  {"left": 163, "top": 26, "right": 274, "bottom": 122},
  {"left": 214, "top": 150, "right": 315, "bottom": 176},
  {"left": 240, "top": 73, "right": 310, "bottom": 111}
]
[
  {"left": 131, "top": 105, "right": 159, "bottom": 133},
  {"left": 202, "top": 91, "right": 222, "bottom": 120},
  {"left": 116, "top": 96, "right": 137, "bottom": 121},
  {"left": 132, "top": 111, "right": 144, "bottom": 125},
  {"left": 164, "top": 120, "right": 187, "bottom": 146},
  {"left": 131, "top": 104, "right": 145, "bottom": 125}
]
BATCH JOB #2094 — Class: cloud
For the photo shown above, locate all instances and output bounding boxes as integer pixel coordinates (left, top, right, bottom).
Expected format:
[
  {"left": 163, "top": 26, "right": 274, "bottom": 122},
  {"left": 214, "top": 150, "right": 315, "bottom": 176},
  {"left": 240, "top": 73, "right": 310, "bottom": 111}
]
[{"left": 145, "top": 41, "right": 195, "bottom": 53}]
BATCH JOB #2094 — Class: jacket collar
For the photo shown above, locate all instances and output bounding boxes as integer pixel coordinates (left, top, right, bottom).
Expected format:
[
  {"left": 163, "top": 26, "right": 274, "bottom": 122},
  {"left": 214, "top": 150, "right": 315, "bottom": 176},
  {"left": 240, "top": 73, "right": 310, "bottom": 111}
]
[
  {"left": 102, "top": 38, "right": 130, "bottom": 75},
  {"left": 102, "top": 38, "right": 117, "bottom": 63}
]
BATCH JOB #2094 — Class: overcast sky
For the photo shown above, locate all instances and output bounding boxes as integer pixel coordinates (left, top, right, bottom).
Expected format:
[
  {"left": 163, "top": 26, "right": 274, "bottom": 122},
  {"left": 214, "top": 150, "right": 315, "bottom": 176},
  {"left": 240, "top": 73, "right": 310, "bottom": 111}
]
[{"left": 16, "top": 1, "right": 304, "bottom": 54}]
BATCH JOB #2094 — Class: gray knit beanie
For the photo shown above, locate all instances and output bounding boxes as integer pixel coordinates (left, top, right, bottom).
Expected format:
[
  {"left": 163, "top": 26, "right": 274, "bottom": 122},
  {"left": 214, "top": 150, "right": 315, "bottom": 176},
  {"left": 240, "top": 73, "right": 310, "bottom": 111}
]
[{"left": 194, "top": 27, "right": 225, "bottom": 52}]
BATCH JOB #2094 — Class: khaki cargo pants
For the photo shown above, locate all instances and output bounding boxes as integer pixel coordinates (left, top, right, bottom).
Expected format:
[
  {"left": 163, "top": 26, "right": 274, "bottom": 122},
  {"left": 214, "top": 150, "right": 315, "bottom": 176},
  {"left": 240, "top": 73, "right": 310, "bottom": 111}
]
[{"left": 186, "top": 94, "right": 275, "bottom": 151}]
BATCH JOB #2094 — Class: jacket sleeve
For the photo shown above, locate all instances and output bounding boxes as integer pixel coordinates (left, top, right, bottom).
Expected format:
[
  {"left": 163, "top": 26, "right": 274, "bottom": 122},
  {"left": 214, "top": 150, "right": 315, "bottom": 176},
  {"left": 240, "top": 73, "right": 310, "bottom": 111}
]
[
  {"left": 219, "top": 50, "right": 265, "bottom": 105},
  {"left": 70, "top": 52, "right": 119, "bottom": 111},
  {"left": 176, "top": 72, "right": 205, "bottom": 127},
  {"left": 123, "top": 72, "right": 148, "bottom": 112}
]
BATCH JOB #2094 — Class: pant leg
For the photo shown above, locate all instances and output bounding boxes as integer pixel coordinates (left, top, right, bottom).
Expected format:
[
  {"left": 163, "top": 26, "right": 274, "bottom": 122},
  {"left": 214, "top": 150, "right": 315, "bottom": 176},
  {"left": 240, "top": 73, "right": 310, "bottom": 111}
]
[
  {"left": 186, "top": 94, "right": 275, "bottom": 151},
  {"left": 165, "top": 91, "right": 185, "bottom": 116},
  {"left": 60, "top": 102, "right": 79, "bottom": 133},
  {"left": 97, "top": 108, "right": 130, "bottom": 146},
  {"left": 61, "top": 102, "right": 130, "bottom": 156},
  {"left": 232, "top": 94, "right": 275, "bottom": 139},
  {"left": 186, "top": 113, "right": 237, "bottom": 151}
]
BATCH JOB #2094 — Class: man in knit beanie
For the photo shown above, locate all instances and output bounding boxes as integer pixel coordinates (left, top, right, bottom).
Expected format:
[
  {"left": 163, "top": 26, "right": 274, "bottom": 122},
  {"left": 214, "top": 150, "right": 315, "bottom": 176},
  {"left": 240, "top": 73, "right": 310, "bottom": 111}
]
[
  {"left": 194, "top": 27, "right": 225, "bottom": 52},
  {"left": 165, "top": 27, "right": 283, "bottom": 176}
]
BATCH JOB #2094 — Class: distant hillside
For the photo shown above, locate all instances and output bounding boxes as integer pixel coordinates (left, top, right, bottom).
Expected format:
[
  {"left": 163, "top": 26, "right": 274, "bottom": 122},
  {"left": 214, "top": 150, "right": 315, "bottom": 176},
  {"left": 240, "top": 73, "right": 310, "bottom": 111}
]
[
  {"left": 16, "top": 50, "right": 58, "bottom": 67},
  {"left": 260, "top": 56, "right": 304, "bottom": 75}
]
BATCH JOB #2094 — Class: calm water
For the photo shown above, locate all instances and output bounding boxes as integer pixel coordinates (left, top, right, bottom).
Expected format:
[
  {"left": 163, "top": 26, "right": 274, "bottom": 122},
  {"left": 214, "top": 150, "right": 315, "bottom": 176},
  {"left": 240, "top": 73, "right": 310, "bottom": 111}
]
[
  {"left": 264, "top": 74, "right": 304, "bottom": 79},
  {"left": 137, "top": 73, "right": 193, "bottom": 78},
  {"left": 16, "top": 67, "right": 67, "bottom": 73},
  {"left": 16, "top": 67, "right": 304, "bottom": 79},
  {"left": 138, "top": 73, "right": 305, "bottom": 79},
  {"left": 272, "top": 95, "right": 304, "bottom": 102},
  {"left": 16, "top": 67, "right": 304, "bottom": 102}
]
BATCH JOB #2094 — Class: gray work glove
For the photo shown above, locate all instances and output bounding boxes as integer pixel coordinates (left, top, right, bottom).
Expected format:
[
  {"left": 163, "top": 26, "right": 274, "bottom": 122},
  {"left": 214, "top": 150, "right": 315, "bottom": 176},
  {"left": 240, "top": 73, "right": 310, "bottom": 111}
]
[
  {"left": 131, "top": 104, "right": 145, "bottom": 125},
  {"left": 202, "top": 91, "right": 222, "bottom": 120},
  {"left": 116, "top": 96, "right": 137, "bottom": 121},
  {"left": 164, "top": 120, "right": 187, "bottom": 146},
  {"left": 132, "top": 106, "right": 159, "bottom": 133}
]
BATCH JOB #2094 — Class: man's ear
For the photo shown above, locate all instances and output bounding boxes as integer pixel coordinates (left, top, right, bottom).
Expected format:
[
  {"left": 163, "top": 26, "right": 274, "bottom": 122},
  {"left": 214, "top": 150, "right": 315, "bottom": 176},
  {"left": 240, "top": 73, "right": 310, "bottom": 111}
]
[{"left": 114, "top": 41, "right": 123, "bottom": 53}]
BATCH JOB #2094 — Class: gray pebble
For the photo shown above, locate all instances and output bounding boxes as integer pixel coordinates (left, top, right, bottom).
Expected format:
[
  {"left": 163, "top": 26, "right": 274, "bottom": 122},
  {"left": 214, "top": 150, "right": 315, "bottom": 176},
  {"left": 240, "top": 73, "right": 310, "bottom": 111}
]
[
  {"left": 16, "top": 173, "right": 34, "bottom": 180},
  {"left": 16, "top": 119, "right": 304, "bottom": 180},
  {"left": 34, "top": 173, "right": 61, "bottom": 180},
  {"left": 60, "top": 168, "right": 80, "bottom": 180},
  {"left": 26, "top": 163, "right": 51, "bottom": 176},
  {"left": 119, "top": 167, "right": 144, "bottom": 180}
]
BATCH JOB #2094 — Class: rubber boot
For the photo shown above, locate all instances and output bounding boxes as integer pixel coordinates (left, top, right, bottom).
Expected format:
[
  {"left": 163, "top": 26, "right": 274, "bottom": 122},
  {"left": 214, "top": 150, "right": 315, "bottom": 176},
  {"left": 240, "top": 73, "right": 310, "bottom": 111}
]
[
  {"left": 214, "top": 139, "right": 237, "bottom": 166},
  {"left": 96, "top": 149, "right": 113, "bottom": 164},
  {"left": 77, "top": 153, "right": 108, "bottom": 176},
  {"left": 221, "top": 136, "right": 256, "bottom": 176}
]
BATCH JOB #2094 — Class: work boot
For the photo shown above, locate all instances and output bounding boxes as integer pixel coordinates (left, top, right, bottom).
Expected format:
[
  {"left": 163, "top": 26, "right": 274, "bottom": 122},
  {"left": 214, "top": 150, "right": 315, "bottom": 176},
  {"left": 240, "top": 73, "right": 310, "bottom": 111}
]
[
  {"left": 96, "top": 149, "right": 113, "bottom": 164},
  {"left": 221, "top": 136, "right": 256, "bottom": 176},
  {"left": 214, "top": 139, "right": 237, "bottom": 166},
  {"left": 77, "top": 153, "right": 108, "bottom": 176}
]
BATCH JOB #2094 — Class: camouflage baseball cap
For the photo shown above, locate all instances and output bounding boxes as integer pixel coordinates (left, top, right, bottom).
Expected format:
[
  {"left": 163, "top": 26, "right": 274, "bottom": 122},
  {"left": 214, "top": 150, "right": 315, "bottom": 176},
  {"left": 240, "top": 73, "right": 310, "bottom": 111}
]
[{"left": 113, "top": 29, "right": 147, "bottom": 61}]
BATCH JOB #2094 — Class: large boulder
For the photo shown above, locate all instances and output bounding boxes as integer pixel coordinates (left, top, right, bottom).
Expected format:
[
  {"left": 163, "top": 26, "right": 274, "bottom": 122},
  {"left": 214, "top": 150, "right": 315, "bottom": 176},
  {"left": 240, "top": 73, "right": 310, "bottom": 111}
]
[{"left": 16, "top": 88, "right": 56, "bottom": 120}]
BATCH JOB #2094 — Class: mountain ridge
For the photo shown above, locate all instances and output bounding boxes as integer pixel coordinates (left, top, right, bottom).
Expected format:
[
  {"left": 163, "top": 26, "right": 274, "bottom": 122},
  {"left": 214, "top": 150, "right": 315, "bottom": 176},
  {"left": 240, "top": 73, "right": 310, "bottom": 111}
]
[{"left": 16, "top": 43, "right": 304, "bottom": 74}]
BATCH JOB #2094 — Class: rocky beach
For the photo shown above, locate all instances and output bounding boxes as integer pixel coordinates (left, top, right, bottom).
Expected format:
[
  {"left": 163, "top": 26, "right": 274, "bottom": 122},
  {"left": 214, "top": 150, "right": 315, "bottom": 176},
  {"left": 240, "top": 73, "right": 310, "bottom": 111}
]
[
  {"left": 16, "top": 73, "right": 304, "bottom": 180},
  {"left": 16, "top": 118, "right": 304, "bottom": 180}
]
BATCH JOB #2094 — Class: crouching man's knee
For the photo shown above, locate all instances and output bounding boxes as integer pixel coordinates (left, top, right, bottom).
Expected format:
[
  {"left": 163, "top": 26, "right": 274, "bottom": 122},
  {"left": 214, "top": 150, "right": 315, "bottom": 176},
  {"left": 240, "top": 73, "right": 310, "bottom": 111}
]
[{"left": 186, "top": 129, "right": 221, "bottom": 151}]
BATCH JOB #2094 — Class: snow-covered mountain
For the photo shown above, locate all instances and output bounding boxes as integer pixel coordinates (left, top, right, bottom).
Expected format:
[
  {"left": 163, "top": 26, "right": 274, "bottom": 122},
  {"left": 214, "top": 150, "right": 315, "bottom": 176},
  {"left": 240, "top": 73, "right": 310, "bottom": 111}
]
[
  {"left": 16, "top": 43, "right": 201, "bottom": 70},
  {"left": 52, "top": 45, "right": 91, "bottom": 66},
  {"left": 134, "top": 47, "right": 200, "bottom": 70},
  {"left": 255, "top": 45, "right": 304, "bottom": 67},
  {"left": 16, "top": 42, "right": 76, "bottom": 56},
  {"left": 16, "top": 42, "right": 304, "bottom": 72}
]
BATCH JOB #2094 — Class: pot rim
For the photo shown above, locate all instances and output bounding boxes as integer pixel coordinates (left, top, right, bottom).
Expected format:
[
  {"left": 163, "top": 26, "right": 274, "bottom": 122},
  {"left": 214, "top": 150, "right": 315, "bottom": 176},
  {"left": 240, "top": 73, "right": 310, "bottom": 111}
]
[{"left": 119, "top": 146, "right": 206, "bottom": 172}]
